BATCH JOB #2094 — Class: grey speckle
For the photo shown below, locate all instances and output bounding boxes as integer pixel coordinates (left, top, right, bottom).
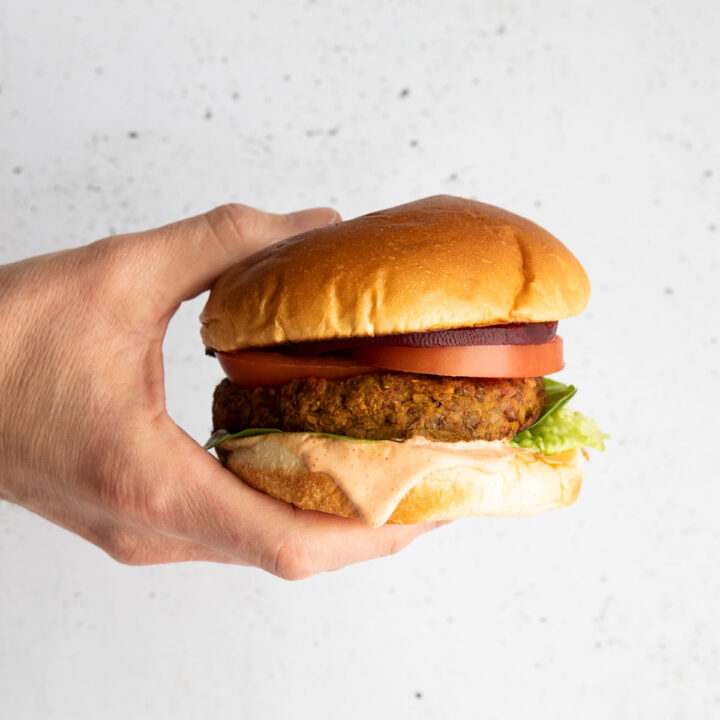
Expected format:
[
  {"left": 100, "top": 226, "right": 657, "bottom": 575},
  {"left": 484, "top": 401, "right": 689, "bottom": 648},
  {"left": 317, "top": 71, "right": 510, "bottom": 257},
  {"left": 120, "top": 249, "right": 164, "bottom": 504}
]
[
  {"left": 12, "top": 166, "right": 22, "bottom": 174},
  {"left": 664, "top": 287, "right": 674, "bottom": 295},
  {"left": 128, "top": 131, "right": 138, "bottom": 139},
  {"left": 399, "top": 87, "right": 410, "bottom": 98}
]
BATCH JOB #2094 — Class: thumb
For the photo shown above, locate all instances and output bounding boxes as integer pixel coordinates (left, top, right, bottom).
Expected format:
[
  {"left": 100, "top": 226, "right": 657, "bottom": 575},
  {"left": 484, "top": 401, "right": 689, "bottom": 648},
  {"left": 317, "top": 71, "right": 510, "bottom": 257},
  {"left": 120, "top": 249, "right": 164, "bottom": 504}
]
[{"left": 132, "top": 203, "right": 341, "bottom": 308}]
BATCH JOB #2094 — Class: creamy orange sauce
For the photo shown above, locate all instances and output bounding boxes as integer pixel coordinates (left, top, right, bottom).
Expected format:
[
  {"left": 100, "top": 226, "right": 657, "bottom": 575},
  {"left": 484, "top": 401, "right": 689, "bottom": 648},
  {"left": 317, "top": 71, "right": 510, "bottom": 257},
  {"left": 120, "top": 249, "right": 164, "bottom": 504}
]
[{"left": 268, "top": 434, "right": 520, "bottom": 526}]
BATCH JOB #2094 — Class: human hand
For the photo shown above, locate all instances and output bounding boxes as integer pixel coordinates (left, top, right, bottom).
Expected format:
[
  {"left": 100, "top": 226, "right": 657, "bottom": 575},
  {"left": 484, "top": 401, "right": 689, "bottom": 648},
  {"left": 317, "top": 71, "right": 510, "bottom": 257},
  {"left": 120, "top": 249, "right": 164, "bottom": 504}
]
[{"left": 0, "top": 204, "right": 441, "bottom": 579}]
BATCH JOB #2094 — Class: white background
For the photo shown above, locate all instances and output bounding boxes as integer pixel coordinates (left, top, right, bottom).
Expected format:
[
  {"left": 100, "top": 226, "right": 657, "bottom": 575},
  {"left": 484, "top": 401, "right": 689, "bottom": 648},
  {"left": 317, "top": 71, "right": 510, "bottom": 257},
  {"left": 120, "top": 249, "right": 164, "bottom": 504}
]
[{"left": 1, "top": 1, "right": 719, "bottom": 718}]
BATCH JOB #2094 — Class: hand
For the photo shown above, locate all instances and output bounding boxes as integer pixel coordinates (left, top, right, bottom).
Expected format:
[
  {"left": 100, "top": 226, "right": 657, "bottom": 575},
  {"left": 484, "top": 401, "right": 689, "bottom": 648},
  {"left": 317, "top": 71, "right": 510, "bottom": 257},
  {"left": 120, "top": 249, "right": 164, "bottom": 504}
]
[{"left": 0, "top": 204, "right": 440, "bottom": 579}]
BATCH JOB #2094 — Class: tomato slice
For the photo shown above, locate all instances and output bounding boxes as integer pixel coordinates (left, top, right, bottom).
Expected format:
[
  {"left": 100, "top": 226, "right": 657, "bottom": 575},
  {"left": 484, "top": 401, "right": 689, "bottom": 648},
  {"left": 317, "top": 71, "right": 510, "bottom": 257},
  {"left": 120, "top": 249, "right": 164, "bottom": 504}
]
[
  {"left": 347, "top": 337, "right": 564, "bottom": 378},
  {"left": 218, "top": 337, "right": 564, "bottom": 386},
  {"left": 217, "top": 350, "right": 379, "bottom": 388}
]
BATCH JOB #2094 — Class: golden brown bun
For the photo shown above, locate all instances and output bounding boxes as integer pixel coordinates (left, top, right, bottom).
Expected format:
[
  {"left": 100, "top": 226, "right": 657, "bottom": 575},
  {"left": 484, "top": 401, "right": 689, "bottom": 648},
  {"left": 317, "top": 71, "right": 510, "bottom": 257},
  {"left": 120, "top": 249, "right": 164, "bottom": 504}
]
[
  {"left": 216, "top": 435, "right": 583, "bottom": 525},
  {"left": 200, "top": 195, "right": 590, "bottom": 351}
]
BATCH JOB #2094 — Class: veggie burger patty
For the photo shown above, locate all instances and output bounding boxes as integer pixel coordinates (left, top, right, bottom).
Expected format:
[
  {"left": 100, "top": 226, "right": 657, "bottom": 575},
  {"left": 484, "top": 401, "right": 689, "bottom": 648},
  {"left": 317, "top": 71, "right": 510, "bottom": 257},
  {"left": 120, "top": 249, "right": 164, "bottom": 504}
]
[{"left": 212, "top": 373, "right": 546, "bottom": 443}]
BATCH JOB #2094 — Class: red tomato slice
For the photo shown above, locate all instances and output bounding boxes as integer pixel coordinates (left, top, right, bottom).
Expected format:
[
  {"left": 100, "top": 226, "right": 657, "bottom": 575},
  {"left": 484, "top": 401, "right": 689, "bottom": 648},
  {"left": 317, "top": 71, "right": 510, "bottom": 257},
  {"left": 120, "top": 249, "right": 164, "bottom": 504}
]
[
  {"left": 217, "top": 350, "right": 379, "bottom": 388},
  {"left": 348, "top": 336, "right": 564, "bottom": 378}
]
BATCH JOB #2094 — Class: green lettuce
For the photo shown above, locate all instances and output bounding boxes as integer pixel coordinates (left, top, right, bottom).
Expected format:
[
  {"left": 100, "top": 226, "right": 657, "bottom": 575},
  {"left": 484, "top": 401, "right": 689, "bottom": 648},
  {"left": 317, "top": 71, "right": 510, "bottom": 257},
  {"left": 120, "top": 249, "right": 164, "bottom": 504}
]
[
  {"left": 204, "top": 427, "right": 282, "bottom": 449},
  {"left": 538, "top": 378, "right": 577, "bottom": 421},
  {"left": 203, "top": 427, "right": 380, "bottom": 450},
  {"left": 510, "top": 405, "right": 608, "bottom": 454}
]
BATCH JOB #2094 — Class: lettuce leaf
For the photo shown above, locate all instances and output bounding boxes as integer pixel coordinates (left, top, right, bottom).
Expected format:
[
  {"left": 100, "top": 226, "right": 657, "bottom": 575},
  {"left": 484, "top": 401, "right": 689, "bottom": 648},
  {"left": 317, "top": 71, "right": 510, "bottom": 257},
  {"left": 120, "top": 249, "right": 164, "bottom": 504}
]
[
  {"left": 537, "top": 378, "right": 577, "bottom": 424},
  {"left": 203, "top": 428, "right": 282, "bottom": 449},
  {"left": 203, "top": 427, "right": 381, "bottom": 450},
  {"left": 509, "top": 378, "right": 608, "bottom": 454},
  {"left": 510, "top": 406, "right": 608, "bottom": 454}
]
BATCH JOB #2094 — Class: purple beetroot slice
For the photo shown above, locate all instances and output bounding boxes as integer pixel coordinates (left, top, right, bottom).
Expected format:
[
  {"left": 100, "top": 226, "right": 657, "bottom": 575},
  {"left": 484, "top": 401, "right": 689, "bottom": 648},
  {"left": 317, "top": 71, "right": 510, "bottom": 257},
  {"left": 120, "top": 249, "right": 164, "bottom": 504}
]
[{"left": 264, "top": 322, "right": 558, "bottom": 355}]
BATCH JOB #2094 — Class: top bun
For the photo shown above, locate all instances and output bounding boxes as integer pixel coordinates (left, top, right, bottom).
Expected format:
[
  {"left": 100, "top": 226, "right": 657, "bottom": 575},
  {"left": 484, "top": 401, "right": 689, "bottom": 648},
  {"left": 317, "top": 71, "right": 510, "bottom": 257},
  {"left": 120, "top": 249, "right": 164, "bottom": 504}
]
[{"left": 200, "top": 195, "right": 590, "bottom": 351}]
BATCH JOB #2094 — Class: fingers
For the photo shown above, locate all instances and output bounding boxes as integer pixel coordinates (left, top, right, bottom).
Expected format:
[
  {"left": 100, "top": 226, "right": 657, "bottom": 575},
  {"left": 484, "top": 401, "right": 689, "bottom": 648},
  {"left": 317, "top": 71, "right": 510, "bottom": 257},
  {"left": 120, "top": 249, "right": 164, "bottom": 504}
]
[
  {"left": 123, "top": 203, "right": 341, "bottom": 310},
  {"left": 261, "top": 509, "right": 440, "bottom": 580},
  {"left": 194, "top": 474, "right": 438, "bottom": 580},
  {"left": 151, "top": 426, "right": 440, "bottom": 579}
]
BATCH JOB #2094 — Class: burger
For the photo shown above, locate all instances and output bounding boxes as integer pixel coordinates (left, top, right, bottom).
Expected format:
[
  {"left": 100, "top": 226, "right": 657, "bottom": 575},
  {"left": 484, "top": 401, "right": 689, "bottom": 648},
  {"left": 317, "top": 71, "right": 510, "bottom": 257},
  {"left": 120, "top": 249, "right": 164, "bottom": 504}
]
[{"left": 201, "top": 195, "right": 606, "bottom": 527}]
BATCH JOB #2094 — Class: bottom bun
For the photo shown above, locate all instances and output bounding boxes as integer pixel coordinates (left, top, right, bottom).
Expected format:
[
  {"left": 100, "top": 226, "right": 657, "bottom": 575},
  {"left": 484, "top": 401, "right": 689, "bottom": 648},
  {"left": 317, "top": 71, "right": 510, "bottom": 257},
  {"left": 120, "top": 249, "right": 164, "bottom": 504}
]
[{"left": 217, "top": 434, "right": 583, "bottom": 526}]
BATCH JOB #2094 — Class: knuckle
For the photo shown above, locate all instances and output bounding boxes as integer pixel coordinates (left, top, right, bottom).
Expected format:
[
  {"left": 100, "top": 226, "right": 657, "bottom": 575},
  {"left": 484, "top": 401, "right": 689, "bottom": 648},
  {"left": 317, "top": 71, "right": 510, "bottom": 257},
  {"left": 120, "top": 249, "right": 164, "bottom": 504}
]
[
  {"left": 77, "top": 236, "right": 152, "bottom": 319},
  {"left": 104, "top": 529, "right": 152, "bottom": 566},
  {"left": 385, "top": 530, "right": 411, "bottom": 558},
  {"left": 204, "top": 203, "right": 261, "bottom": 256},
  {"left": 139, "top": 476, "right": 176, "bottom": 528},
  {"left": 82, "top": 236, "right": 135, "bottom": 288},
  {"left": 267, "top": 538, "right": 314, "bottom": 581}
]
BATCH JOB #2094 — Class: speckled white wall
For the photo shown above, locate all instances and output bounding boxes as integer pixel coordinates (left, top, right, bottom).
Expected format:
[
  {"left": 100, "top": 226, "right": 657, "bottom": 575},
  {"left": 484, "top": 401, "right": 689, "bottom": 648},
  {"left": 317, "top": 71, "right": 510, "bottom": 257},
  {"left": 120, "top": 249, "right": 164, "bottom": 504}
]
[{"left": 1, "top": 1, "right": 718, "bottom": 718}]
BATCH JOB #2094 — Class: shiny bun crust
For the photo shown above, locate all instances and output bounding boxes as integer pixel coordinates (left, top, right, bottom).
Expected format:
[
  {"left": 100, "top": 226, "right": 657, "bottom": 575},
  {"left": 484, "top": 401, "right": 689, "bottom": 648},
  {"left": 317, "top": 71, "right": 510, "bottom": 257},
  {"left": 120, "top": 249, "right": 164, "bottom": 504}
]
[
  {"left": 216, "top": 436, "right": 583, "bottom": 525},
  {"left": 200, "top": 195, "right": 591, "bottom": 351}
]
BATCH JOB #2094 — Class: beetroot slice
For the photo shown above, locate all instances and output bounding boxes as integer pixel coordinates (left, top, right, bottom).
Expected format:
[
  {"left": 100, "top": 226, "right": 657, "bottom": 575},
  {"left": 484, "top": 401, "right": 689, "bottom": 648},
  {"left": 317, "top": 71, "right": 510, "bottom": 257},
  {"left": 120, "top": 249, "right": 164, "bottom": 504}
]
[{"left": 267, "top": 322, "right": 558, "bottom": 356}]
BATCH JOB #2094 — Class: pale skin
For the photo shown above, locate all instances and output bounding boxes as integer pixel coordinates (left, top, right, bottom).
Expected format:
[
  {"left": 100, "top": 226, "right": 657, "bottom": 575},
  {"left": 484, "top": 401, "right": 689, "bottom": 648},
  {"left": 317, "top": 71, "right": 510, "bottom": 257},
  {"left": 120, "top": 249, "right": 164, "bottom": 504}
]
[{"left": 0, "top": 203, "right": 441, "bottom": 579}]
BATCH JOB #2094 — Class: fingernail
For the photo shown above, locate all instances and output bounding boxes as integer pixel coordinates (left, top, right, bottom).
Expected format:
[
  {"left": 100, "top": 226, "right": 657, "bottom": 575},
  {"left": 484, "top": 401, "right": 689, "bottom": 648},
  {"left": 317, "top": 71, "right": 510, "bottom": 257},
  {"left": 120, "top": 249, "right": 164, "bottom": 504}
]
[{"left": 286, "top": 207, "right": 341, "bottom": 233}]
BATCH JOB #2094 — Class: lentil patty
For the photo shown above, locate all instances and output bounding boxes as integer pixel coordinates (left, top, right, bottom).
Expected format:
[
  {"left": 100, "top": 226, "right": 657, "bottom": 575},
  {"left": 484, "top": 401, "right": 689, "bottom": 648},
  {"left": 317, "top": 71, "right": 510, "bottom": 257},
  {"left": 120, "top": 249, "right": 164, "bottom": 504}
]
[{"left": 212, "top": 373, "right": 545, "bottom": 442}]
